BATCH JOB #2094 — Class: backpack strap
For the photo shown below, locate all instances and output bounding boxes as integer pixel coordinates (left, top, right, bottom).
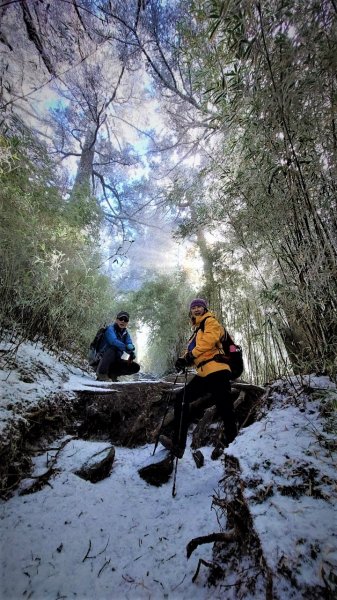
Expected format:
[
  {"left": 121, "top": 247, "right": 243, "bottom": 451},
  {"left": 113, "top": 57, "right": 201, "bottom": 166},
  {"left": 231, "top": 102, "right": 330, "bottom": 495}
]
[
  {"left": 196, "top": 316, "right": 228, "bottom": 368},
  {"left": 198, "top": 315, "right": 226, "bottom": 350},
  {"left": 197, "top": 315, "right": 212, "bottom": 333},
  {"left": 197, "top": 318, "right": 243, "bottom": 378}
]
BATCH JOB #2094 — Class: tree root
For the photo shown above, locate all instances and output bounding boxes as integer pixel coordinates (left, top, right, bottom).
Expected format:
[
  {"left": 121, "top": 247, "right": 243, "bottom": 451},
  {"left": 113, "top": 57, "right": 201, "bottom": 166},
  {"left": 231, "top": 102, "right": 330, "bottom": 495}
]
[
  {"left": 192, "top": 558, "right": 221, "bottom": 583},
  {"left": 186, "top": 529, "right": 237, "bottom": 559},
  {"left": 19, "top": 466, "right": 59, "bottom": 495},
  {"left": 18, "top": 437, "right": 73, "bottom": 496},
  {"left": 232, "top": 382, "right": 266, "bottom": 394}
]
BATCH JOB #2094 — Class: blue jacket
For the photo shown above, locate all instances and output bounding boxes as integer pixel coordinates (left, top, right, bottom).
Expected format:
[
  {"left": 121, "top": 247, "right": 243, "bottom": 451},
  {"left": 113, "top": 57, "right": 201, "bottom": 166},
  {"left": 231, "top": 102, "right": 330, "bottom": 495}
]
[{"left": 98, "top": 323, "right": 134, "bottom": 358}]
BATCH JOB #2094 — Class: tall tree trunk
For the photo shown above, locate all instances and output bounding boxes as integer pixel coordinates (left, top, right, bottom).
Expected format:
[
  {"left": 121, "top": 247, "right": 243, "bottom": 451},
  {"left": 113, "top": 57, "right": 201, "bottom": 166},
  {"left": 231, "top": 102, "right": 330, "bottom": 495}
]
[{"left": 70, "top": 127, "right": 97, "bottom": 200}]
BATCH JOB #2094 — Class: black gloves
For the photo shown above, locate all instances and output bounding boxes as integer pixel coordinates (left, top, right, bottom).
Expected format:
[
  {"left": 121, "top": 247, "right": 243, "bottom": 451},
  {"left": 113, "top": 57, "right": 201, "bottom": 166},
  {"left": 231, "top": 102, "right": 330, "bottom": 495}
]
[
  {"left": 175, "top": 352, "right": 194, "bottom": 372},
  {"left": 185, "top": 352, "right": 195, "bottom": 365},
  {"left": 175, "top": 357, "right": 187, "bottom": 372},
  {"left": 129, "top": 351, "right": 136, "bottom": 361}
]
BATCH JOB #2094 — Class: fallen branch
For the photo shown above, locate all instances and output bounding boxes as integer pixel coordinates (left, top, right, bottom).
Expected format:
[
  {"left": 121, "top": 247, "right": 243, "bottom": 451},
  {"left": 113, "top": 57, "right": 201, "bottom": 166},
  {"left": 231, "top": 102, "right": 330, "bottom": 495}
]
[
  {"left": 18, "top": 437, "right": 74, "bottom": 495},
  {"left": 46, "top": 437, "right": 74, "bottom": 466},
  {"left": 83, "top": 537, "right": 110, "bottom": 560},
  {"left": 97, "top": 559, "right": 111, "bottom": 577},
  {"left": 19, "top": 467, "right": 59, "bottom": 495},
  {"left": 186, "top": 529, "right": 237, "bottom": 559},
  {"left": 172, "top": 573, "right": 186, "bottom": 590},
  {"left": 239, "top": 405, "right": 257, "bottom": 429},
  {"left": 82, "top": 540, "right": 92, "bottom": 562}
]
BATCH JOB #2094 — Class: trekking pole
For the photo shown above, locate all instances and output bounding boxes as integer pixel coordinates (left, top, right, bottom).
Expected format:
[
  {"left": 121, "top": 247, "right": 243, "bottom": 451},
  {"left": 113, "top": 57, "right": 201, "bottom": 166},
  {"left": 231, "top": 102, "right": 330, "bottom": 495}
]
[
  {"left": 152, "top": 372, "right": 180, "bottom": 456},
  {"left": 172, "top": 368, "right": 188, "bottom": 498}
]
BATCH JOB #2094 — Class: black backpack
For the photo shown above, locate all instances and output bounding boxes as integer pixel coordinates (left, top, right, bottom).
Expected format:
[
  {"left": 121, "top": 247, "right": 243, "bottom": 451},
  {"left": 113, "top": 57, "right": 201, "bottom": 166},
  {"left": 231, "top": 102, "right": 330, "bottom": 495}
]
[
  {"left": 198, "top": 317, "right": 244, "bottom": 380},
  {"left": 88, "top": 326, "right": 107, "bottom": 366}
]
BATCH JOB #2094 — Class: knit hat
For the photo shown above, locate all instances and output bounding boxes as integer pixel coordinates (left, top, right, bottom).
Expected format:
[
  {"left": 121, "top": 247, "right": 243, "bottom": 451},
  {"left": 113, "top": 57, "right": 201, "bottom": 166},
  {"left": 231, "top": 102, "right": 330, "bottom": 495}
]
[
  {"left": 116, "top": 311, "right": 130, "bottom": 320},
  {"left": 189, "top": 298, "right": 208, "bottom": 310}
]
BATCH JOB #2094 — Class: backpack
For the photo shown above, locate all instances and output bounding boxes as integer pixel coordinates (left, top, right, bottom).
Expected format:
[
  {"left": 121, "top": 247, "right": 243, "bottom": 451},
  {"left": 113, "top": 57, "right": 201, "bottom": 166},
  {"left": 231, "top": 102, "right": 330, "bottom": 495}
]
[
  {"left": 198, "top": 317, "right": 244, "bottom": 380},
  {"left": 88, "top": 326, "right": 107, "bottom": 366}
]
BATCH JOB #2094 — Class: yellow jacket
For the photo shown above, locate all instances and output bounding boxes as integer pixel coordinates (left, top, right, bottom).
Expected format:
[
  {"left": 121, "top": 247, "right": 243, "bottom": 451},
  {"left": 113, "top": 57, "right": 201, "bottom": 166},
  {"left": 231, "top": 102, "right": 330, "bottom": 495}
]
[{"left": 186, "top": 311, "right": 230, "bottom": 378}]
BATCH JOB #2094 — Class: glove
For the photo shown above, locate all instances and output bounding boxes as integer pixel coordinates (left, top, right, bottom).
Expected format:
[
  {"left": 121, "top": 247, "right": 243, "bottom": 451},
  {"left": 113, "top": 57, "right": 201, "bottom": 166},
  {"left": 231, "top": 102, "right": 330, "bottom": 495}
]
[
  {"left": 175, "top": 357, "right": 188, "bottom": 372},
  {"left": 185, "top": 351, "right": 195, "bottom": 365},
  {"left": 129, "top": 351, "right": 136, "bottom": 361},
  {"left": 126, "top": 343, "right": 135, "bottom": 352},
  {"left": 175, "top": 357, "right": 187, "bottom": 372},
  {"left": 175, "top": 351, "right": 195, "bottom": 372}
]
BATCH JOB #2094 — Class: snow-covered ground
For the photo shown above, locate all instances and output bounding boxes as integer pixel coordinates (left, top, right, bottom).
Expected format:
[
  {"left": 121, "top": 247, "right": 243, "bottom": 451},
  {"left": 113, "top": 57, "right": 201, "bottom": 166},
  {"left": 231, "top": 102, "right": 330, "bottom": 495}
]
[
  {"left": 0, "top": 339, "right": 89, "bottom": 436},
  {"left": 1, "top": 438, "right": 223, "bottom": 599},
  {"left": 1, "top": 338, "right": 337, "bottom": 599},
  {"left": 227, "top": 381, "right": 337, "bottom": 597},
  {"left": 0, "top": 339, "right": 224, "bottom": 598},
  {"left": 0, "top": 338, "right": 156, "bottom": 436}
]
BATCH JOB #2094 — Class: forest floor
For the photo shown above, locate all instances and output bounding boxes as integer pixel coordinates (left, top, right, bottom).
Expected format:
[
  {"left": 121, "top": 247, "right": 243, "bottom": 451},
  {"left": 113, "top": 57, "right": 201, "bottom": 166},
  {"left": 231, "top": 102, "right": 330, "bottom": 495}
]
[{"left": 0, "top": 337, "right": 336, "bottom": 599}]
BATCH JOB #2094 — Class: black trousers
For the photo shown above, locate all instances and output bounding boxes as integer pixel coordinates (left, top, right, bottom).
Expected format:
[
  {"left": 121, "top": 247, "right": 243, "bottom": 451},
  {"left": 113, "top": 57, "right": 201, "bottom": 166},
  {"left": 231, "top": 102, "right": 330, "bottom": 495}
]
[
  {"left": 96, "top": 347, "right": 140, "bottom": 377},
  {"left": 172, "top": 370, "right": 236, "bottom": 450}
]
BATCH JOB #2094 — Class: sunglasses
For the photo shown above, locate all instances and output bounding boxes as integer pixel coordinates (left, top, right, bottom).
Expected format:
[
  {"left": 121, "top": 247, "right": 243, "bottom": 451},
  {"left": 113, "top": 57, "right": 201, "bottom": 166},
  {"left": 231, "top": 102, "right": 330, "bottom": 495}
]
[{"left": 118, "top": 317, "right": 129, "bottom": 323}]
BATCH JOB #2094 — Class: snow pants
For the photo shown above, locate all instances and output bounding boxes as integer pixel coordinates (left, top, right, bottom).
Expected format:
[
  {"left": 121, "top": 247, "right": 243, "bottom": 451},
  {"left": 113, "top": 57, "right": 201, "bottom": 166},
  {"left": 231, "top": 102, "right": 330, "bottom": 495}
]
[
  {"left": 96, "top": 347, "right": 140, "bottom": 377},
  {"left": 172, "top": 370, "right": 236, "bottom": 451}
]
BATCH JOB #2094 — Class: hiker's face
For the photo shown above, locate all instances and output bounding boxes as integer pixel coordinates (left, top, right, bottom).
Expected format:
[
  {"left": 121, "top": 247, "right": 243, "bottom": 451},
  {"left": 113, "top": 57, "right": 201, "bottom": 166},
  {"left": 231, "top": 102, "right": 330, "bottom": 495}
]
[
  {"left": 116, "top": 317, "right": 129, "bottom": 329},
  {"left": 190, "top": 305, "right": 206, "bottom": 317}
]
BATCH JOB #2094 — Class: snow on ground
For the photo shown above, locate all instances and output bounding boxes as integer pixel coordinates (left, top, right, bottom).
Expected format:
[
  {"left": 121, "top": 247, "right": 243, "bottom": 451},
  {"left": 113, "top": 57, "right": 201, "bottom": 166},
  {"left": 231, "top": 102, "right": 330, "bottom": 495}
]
[
  {"left": 1, "top": 338, "right": 337, "bottom": 599},
  {"left": 0, "top": 339, "right": 89, "bottom": 436},
  {"left": 0, "top": 339, "right": 225, "bottom": 598},
  {"left": 227, "top": 375, "right": 337, "bottom": 596},
  {"left": 1, "top": 436, "right": 224, "bottom": 599},
  {"left": 0, "top": 338, "right": 156, "bottom": 436}
]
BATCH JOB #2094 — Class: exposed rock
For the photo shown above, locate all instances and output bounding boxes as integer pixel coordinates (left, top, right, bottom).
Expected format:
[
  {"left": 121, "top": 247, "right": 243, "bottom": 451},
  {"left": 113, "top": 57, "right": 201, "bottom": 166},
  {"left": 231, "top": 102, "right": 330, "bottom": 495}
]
[
  {"left": 190, "top": 383, "right": 266, "bottom": 450},
  {"left": 138, "top": 448, "right": 174, "bottom": 486},
  {"left": 0, "top": 393, "right": 86, "bottom": 498},
  {"left": 192, "top": 450, "right": 204, "bottom": 468},
  {"left": 191, "top": 405, "right": 219, "bottom": 448},
  {"left": 77, "top": 382, "right": 182, "bottom": 446},
  {"left": 1, "top": 378, "right": 266, "bottom": 496},
  {"left": 75, "top": 445, "right": 115, "bottom": 483}
]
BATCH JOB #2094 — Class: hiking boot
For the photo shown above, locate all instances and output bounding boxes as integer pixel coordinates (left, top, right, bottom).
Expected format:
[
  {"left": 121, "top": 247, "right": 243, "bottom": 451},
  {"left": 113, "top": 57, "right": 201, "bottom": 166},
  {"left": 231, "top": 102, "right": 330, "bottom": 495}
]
[
  {"left": 159, "top": 435, "right": 184, "bottom": 459},
  {"left": 96, "top": 373, "right": 111, "bottom": 382},
  {"left": 211, "top": 444, "right": 225, "bottom": 461}
]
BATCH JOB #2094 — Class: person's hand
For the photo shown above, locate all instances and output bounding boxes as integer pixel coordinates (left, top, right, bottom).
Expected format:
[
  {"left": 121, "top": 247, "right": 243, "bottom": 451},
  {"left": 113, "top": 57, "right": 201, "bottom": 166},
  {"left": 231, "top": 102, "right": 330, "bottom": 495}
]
[
  {"left": 175, "top": 357, "right": 187, "bottom": 372},
  {"left": 185, "top": 351, "right": 195, "bottom": 365},
  {"left": 128, "top": 351, "right": 136, "bottom": 361},
  {"left": 126, "top": 343, "right": 135, "bottom": 352}
]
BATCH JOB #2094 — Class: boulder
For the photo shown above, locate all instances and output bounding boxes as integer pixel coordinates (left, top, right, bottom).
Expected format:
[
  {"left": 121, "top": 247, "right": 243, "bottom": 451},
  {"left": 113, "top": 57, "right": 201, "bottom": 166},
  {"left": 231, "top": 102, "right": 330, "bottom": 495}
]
[
  {"left": 75, "top": 446, "right": 115, "bottom": 483},
  {"left": 138, "top": 448, "right": 174, "bottom": 486},
  {"left": 192, "top": 450, "right": 204, "bottom": 468}
]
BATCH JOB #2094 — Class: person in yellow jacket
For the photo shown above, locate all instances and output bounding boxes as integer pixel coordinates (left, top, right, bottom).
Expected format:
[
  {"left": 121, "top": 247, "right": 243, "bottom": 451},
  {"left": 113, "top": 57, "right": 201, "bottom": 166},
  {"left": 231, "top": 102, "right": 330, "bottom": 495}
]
[{"left": 159, "top": 298, "right": 237, "bottom": 458}]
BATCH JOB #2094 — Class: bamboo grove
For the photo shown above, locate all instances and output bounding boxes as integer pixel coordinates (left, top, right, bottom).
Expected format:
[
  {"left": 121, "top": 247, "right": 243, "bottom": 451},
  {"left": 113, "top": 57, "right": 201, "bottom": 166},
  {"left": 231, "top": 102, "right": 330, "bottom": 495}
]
[{"left": 0, "top": 0, "right": 336, "bottom": 381}]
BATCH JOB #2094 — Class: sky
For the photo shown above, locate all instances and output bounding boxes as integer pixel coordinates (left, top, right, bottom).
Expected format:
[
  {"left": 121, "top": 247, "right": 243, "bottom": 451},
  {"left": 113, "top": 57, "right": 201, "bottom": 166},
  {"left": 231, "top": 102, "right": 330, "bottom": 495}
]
[
  {"left": 1, "top": 0, "right": 206, "bottom": 293},
  {"left": 0, "top": 339, "right": 336, "bottom": 599}
]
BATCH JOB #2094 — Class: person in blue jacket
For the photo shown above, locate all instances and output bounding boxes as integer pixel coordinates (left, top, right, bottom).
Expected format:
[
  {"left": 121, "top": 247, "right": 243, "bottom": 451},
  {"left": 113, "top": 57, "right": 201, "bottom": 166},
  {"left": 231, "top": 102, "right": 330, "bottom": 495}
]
[{"left": 96, "top": 311, "right": 140, "bottom": 381}]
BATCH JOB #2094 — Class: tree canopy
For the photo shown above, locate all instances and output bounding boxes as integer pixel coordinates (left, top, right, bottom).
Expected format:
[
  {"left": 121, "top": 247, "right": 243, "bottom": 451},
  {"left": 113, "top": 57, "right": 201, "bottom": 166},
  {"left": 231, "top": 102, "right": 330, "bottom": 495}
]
[{"left": 1, "top": 0, "right": 336, "bottom": 381}]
